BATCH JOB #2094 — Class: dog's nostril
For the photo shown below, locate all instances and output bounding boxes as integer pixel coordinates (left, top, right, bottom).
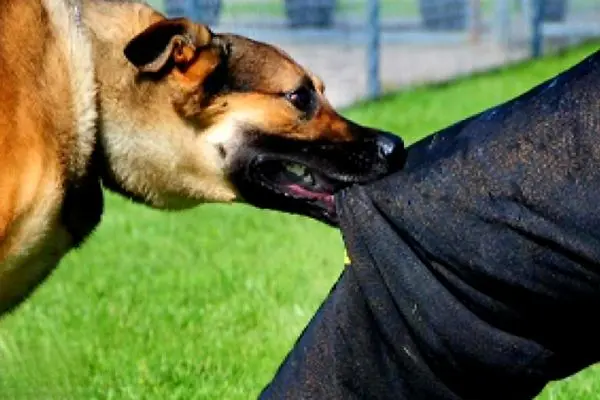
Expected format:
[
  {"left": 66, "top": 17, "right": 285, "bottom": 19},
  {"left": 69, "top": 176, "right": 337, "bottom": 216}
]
[{"left": 375, "top": 132, "right": 405, "bottom": 168}]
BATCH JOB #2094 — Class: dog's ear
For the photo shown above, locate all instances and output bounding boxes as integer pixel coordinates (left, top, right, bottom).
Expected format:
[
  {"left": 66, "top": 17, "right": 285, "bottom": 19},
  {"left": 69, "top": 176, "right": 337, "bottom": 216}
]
[{"left": 124, "top": 18, "right": 214, "bottom": 73}]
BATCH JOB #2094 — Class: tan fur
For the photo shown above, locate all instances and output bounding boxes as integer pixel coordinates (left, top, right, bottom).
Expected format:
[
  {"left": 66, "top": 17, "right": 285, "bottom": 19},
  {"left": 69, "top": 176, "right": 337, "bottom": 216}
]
[
  {"left": 0, "top": 0, "right": 389, "bottom": 315},
  {"left": 0, "top": 0, "right": 78, "bottom": 311},
  {"left": 85, "top": 3, "right": 239, "bottom": 208}
]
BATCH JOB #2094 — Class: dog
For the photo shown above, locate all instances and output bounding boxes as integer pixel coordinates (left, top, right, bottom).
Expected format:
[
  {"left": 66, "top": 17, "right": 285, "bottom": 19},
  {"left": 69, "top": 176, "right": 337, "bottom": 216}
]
[{"left": 0, "top": 0, "right": 405, "bottom": 316}]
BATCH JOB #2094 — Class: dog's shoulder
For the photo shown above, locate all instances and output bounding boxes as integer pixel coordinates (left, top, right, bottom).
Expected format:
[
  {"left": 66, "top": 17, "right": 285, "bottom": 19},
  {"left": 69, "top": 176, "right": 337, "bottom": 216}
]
[{"left": 0, "top": 0, "right": 101, "bottom": 314}]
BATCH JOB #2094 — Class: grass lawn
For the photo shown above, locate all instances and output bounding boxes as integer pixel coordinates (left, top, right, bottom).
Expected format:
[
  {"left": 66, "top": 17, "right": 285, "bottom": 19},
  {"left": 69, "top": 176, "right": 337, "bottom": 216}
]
[
  {"left": 222, "top": 0, "right": 421, "bottom": 17},
  {"left": 149, "top": 0, "right": 500, "bottom": 19},
  {"left": 1, "top": 41, "right": 600, "bottom": 399},
  {"left": 150, "top": 0, "right": 420, "bottom": 18}
]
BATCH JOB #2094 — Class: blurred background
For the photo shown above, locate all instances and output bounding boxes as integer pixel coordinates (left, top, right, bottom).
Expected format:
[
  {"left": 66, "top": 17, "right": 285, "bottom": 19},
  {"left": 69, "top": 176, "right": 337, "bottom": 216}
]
[{"left": 147, "top": 0, "right": 600, "bottom": 107}]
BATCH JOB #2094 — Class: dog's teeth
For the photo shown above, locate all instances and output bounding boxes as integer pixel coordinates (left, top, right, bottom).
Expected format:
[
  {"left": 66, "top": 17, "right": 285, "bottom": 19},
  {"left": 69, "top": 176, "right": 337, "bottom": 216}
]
[
  {"left": 286, "top": 163, "right": 307, "bottom": 177},
  {"left": 302, "top": 172, "right": 315, "bottom": 185},
  {"left": 284, "top": 163, "right": 314, "bottom": 185}
]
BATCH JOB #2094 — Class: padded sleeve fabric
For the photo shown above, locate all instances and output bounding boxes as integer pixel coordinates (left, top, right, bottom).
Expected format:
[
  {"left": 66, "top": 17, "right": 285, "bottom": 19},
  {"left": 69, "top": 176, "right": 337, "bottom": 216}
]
[{"left": 259, "top": 50, "right": 600, "bottom": 400}]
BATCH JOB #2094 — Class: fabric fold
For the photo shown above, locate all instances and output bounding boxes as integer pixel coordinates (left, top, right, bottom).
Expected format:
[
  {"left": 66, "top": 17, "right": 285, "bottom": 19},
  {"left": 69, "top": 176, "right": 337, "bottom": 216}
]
[{"left": 260, "top": 48, "right": 600, "bottom": 400}]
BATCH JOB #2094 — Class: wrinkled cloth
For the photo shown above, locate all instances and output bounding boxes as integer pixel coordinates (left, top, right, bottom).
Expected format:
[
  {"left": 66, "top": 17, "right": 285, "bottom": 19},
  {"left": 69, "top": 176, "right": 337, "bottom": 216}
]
[{"left": 259, "top": 48, "right": 600, "bottom": 400}]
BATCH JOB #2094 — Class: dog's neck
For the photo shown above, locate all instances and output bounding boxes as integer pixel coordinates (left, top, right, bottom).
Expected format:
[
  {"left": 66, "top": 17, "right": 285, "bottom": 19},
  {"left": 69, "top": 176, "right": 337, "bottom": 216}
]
[
  {"left": 79, "top": 1, "right": 198, "bottom": 208},
  {"left": 80, "top": 0, "right": 167, "bottom": 137},
  {"left": 81, "top": 1, "right": 160, "bottom": 39},
  {"left": 81, "top": 1, "right": 164, "bottom": 91}
]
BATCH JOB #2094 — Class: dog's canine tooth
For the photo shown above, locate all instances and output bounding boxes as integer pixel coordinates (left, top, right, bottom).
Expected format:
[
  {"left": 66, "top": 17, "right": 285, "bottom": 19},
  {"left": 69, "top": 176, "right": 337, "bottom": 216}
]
[{"left": 302, "top": 171, "right": 315, "bottom": 185}]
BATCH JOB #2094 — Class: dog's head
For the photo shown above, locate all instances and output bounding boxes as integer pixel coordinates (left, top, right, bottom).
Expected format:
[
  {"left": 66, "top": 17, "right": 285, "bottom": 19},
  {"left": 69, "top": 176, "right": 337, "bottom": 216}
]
[{"left": 98, "top": 15, "right": 404, "bottom": 226}]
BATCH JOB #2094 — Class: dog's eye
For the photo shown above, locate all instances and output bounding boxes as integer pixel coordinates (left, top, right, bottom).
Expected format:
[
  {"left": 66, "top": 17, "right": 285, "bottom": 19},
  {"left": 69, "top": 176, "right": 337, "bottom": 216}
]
[{"left": 286, "top": 86, "right": 313, "bottom": 112}]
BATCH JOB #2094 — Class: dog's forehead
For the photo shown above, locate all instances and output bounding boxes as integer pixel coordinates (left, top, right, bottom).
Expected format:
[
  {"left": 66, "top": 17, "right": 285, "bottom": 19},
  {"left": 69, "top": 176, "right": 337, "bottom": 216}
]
[{"left": 221, "top": 34, "right": 307, "bottom": 93}]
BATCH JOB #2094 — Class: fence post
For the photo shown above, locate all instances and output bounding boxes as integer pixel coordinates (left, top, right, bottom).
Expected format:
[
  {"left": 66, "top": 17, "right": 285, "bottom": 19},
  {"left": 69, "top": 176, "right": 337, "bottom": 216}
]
[
  {"left": 494, "top": 0, "right": 511, "bottom": 48},
  {"left": 366, "top": 0, "right": 381, "bottom": 100},
  {"left": 531, "top": 0, "right": 546, "bottom": 57},
  {"left": 468, "top": 0, "right": 482, "bottom": 44}
]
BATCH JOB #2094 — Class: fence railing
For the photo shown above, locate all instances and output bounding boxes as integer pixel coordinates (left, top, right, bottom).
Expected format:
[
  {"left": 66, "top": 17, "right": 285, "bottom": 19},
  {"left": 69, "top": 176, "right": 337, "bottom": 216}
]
[{"left": 152, "top": 0, "right": 600, "bottom": 105}]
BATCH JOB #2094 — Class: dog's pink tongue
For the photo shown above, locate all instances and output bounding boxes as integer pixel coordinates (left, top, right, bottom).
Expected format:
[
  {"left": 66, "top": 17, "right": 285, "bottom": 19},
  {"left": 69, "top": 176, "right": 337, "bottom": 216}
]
[{"left": 287, "top": 184, "right": 335, "bottom": 210}]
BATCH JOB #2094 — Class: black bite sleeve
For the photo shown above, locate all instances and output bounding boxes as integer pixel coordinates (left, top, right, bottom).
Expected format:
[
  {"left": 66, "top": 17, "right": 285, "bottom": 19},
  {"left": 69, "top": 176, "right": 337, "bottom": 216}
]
[{"left": 260, "top": 50, "right": 600, "bottom": 400}]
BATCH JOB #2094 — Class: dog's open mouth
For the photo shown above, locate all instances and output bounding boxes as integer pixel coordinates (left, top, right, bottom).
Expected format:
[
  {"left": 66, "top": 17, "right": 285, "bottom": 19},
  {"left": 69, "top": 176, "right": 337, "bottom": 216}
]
[
  {"left": 229, "top": 134, "right": 404, "bottom": 227},
  {"left": 253, "top": 159, "right": 338, "bottom": 218}
]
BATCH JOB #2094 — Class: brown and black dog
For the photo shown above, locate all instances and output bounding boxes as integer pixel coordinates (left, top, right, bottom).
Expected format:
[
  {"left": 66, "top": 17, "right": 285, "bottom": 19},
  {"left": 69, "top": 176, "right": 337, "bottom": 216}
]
[{"left": 0, "top": 0, "right": 404, "bottom": 315}]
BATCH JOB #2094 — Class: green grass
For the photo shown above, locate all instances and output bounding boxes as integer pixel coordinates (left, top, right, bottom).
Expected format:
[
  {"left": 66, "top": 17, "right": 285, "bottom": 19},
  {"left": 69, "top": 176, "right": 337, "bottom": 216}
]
[
  {"left": 151, "top": 0, "right": 483, "bottom": 19},
  {"left": 2, "top": 42, "right": 600, "bottom": 399},
  {"left": 219, "top": 1, "right": 419, "bottom": 18},
  {"left": 210, "top": 0, "right": 502, "bottom": 19},
  {"left": 148, "top": 0, "right": 597, "bottom": 21},
  {"left": 147, "top": 0, "right": 521, "bottom": 24}
]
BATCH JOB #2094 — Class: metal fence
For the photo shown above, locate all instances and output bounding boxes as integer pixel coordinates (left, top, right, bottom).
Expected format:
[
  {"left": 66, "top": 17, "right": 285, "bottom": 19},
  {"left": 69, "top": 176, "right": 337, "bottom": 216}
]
[
  {"left": 528, "top": 0, "right": 600, "bottom": 56},
  {"left": 150, "top": 0, "right": 600, "bottom": 107}
]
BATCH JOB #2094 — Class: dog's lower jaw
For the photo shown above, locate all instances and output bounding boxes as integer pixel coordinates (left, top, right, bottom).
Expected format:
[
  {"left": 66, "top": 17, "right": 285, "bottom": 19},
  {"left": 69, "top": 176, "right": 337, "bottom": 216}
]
[
  {"left": 98, "top": 162, "right": 239, "bottom": 210},
  {"left": 96, "top": 144, "right": 238, "bottom": 210},
  {"left": 143, "top": 186, "right": 239, "bottom": 210}
]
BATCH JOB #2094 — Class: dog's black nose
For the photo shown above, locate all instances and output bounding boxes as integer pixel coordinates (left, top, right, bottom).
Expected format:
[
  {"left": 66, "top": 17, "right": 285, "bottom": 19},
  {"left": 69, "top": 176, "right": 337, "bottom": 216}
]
[{"left": 375, "top": 132, "right": 405, "bottom": 169}]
